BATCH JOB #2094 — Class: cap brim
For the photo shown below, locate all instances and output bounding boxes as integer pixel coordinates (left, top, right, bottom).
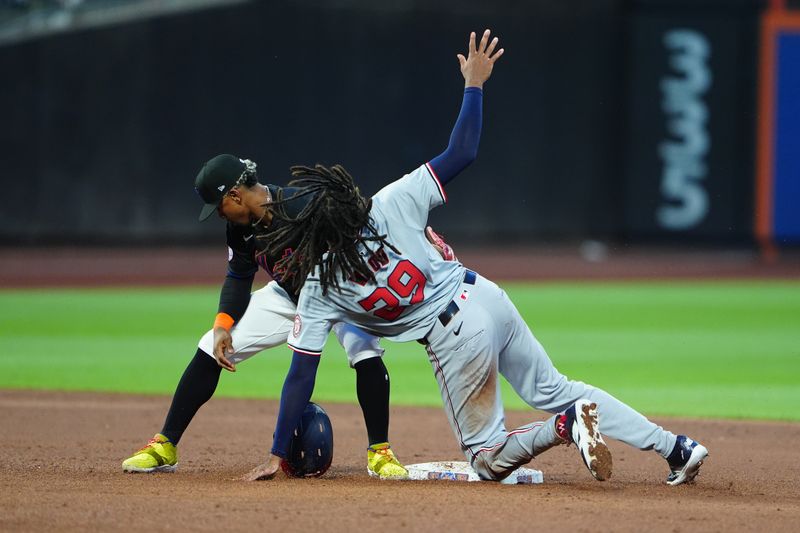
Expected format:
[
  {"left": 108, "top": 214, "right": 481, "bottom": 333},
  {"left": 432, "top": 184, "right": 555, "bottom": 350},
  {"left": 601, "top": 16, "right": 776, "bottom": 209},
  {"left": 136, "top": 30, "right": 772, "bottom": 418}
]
[{"left": 198, "top": 203, "right": 218, "bottom": 221}]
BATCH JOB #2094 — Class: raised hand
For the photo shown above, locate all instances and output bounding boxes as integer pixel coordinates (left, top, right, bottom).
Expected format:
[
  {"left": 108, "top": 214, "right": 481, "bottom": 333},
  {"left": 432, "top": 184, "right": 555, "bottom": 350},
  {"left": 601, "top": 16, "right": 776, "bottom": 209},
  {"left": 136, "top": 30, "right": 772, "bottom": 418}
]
[{"left": 457, "top": 29, "right": 504, "bottom": 89}]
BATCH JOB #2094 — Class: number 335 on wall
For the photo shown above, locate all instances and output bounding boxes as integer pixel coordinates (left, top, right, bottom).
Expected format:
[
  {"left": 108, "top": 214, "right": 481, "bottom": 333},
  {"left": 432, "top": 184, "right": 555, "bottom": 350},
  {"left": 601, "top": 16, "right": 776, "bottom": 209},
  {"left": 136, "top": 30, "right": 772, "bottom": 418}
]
[{"left": 659, "top": 29, "right": 712, "bottom": 231}]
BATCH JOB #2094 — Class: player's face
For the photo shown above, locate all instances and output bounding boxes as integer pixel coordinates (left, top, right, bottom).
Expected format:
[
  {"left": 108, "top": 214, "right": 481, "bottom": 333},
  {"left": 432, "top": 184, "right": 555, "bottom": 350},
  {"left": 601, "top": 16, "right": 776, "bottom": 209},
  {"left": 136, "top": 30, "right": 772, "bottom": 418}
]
[
  {"left": 217, "top": 190, "right": 250, "bottom": 225},
  {"left": 217, "top": 184, "right": 271, "bottom": 226},
  {"left": 244, "top": 184, "right": 271, "bottom": 225}
]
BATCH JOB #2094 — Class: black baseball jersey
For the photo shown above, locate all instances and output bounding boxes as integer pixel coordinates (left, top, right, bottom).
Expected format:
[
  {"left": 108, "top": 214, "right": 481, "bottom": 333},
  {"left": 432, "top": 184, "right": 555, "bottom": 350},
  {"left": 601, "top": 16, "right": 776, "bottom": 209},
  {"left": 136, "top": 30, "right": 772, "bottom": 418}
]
[{"left": 218, "top": 186, "right": 312, "bottom": 319}]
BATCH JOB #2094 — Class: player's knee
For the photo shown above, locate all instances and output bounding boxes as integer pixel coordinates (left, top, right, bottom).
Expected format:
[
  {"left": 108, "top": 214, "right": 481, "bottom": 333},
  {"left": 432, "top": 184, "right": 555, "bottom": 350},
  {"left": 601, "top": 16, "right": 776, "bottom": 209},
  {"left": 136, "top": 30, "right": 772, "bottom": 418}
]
[
  {"left": 353, "top": 355, "right": 387, "bottom": 376},
  {"left": 348, "top": 350, "right": 385, "bottom": 369},
  {"left": 198, "top": 347, "right": 216, "bottom": 360},
  {"left": 197, "top": 329, "right": 215, "bottom": 358},
  {"left": 192, "top": 347, "right": 220, "bottom": 368}
]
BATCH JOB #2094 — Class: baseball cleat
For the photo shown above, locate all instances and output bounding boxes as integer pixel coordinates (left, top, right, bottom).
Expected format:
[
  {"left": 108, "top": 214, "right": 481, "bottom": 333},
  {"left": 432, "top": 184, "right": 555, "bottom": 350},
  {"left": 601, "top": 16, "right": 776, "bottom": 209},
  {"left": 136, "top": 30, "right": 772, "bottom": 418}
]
[
  {"left": 122, "top": 433, "right": 178, "bottom": 473},
  {"left": 367, "top": 442, "right": 409, "bottom": 480},
  {"left": 665, "top": 435, "right": 708, "bottom": 486},
  {"left": 560, "top": 399, "right": 613, "bottom": 481}
]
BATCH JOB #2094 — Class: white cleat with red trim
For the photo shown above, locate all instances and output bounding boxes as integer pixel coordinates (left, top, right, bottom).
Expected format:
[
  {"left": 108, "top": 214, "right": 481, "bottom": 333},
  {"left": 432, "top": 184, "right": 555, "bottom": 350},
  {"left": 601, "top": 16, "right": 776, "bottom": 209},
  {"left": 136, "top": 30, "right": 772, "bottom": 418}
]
[{"left": 557, "top": 399, "right": 613, "bottom": 481}]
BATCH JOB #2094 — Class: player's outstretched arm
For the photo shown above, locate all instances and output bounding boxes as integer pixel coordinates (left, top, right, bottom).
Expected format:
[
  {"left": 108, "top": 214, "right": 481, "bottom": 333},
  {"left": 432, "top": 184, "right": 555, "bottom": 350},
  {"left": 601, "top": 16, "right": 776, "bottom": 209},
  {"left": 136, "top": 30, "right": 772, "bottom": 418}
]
[
  {"left": 243, "top": 350, "right": 322, "bottom": 480},
  {"left": 428, "top": 29, "right": 504, "bottom": 186}
]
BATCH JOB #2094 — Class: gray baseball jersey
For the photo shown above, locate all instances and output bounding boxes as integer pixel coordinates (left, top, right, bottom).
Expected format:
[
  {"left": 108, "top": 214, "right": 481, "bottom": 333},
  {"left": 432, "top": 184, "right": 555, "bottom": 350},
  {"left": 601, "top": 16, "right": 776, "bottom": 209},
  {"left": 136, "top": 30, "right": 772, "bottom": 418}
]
[{"left": 288, "top": 163, "right": 465, "bottom": 352}]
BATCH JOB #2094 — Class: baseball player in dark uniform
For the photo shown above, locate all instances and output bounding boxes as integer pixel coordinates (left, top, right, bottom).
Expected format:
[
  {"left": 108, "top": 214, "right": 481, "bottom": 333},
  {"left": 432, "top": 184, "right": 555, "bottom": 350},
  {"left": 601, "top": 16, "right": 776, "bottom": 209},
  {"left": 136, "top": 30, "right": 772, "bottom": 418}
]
[
  {"left": 243, "top": 29, "right": 708, "bottom": 485},
  {"left": 122, "top": 156, "right": 455, "bottom": 479}
]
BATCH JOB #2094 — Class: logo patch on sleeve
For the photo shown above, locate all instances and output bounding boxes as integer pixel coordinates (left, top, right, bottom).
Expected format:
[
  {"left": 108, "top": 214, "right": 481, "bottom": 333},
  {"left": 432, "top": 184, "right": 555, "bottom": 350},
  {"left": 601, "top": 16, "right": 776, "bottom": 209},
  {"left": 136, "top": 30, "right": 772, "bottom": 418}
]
[
  {"left": 228, "top": 246, "right": 233, "bottom": 262},
  {"left": 292, "top": 314, "right": 302, "bottom": 337}
]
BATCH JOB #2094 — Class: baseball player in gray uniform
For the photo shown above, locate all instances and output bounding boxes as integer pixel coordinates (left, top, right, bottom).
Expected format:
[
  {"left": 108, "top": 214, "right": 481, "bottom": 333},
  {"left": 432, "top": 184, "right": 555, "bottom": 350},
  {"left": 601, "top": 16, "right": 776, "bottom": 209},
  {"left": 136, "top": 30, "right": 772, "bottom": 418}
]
[{"left": 243, "top": 29, "right": 708, "bottom": 485}]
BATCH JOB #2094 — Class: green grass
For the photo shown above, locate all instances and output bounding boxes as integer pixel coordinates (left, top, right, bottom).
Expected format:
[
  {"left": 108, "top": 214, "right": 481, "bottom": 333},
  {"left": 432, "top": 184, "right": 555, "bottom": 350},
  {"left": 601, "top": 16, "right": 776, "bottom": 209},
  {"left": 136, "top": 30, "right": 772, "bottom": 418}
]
[{"left": 1, "top": 281, "right": 798, "bottom": 421}]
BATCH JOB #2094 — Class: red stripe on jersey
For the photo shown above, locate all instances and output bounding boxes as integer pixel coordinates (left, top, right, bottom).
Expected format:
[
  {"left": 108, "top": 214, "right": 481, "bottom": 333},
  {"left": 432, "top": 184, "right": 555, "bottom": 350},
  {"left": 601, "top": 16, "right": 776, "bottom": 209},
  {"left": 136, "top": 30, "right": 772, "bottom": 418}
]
[
  {"left": 425, "top": 162, "right": 447, "bottom": 203},
  {"left": 287, "top": 344, "right": 322, "bottom": 357}
]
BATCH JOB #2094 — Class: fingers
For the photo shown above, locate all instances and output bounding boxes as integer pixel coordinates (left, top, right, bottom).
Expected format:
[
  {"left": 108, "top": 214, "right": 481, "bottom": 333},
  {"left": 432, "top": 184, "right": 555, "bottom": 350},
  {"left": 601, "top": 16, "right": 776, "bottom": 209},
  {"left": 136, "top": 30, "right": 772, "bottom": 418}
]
[
  {"left": 457, "top": 54, "right": 466, "bottom": 69},
  {"left": 218, "top": 354, "right": 235, "bottom": 372},
  {"left": 485, "top": 36, "right": 499, "bottom": 57},
  {"left": 217, "top": 343, "right": 236, "bottom": 372},
  {"left": 213, "top": 344, "right": 224, "bottom": 361},
  {"left": 467, "top": 29, "right": 502, "bottom": 59},
  {"left": 242, "top": 466, "right": 276, "bottom": 481},
  {"left": 478, "top": 29, "right": 490, "bottom": 54},
  {"left": 490, "top": 47, "right": 505, "bottom": 63},
  {"left": 213, "top": 331, "right": 236, "bottom": 371},
  {"left": 224, "top": 339, "right": 236, "bottom": 370},
  {"left": 242, "top": 456, "right": 281, "bottom": 481},
  {"left": 249, "top": 469, "right": 275, "bottom": 481}
]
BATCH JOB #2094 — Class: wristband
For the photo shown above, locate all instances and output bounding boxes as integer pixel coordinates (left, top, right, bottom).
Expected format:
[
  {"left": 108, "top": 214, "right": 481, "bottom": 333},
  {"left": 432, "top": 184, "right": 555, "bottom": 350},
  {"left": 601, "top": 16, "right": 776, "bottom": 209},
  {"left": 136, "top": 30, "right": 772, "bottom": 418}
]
[{"left": 213, "top": 312, "right": 235, "bottom": 331}]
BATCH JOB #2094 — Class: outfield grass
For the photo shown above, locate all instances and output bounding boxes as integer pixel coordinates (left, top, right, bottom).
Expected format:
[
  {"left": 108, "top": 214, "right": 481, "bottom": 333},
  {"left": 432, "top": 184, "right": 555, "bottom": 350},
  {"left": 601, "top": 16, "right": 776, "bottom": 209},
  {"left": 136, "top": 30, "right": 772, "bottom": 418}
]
[{"left": 1, "top": 281, "right": 798, "bottom": 421}]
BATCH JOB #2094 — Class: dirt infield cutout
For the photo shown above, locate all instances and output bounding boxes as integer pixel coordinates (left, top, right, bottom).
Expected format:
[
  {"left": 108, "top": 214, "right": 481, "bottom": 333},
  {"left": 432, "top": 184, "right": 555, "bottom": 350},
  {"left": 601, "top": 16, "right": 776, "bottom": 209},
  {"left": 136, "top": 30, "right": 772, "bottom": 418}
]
[{"left": 2, "top": 390, "right": 799, "bottom": 532}]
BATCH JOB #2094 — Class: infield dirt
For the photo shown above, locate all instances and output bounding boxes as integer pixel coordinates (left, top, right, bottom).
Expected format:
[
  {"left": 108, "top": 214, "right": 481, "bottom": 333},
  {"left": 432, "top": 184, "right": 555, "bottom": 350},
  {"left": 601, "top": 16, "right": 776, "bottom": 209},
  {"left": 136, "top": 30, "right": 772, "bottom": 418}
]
[{"left": 1, "top": 389, "right": 798, "bottom": 532}]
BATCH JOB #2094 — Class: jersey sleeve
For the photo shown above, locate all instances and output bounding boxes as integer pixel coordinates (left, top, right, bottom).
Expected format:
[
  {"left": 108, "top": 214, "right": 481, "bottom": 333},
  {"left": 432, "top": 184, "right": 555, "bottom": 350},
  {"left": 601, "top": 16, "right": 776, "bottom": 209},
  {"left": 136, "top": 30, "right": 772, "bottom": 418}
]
[
  {"left": 287, "top": 282, "right": 335, "bottom": 355},
  {"left": 226, "top": 224, "right": 259, "bottom": 278},
  {"left": 428, "top": 87, "right": 483, "bottom": 185},
  {"left": 217, "top": 224, "right": 258, "bottom": 320},
  {"left": 370, "top": 164, "right": 447, "bottom": 231}
]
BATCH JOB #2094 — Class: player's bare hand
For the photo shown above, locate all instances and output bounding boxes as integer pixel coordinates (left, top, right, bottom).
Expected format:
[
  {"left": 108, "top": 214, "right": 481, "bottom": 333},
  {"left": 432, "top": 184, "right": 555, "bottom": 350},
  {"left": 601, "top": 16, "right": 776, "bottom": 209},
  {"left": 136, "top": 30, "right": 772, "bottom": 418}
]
[
  {"left": 457, "top": 29, "right": 504, "bottom": 89},
  {"left": 212, "top": 327, "right": 236, "bottom": 372},
  {"left": 242, "top": 454, "right": 282, "bottom": 481}
]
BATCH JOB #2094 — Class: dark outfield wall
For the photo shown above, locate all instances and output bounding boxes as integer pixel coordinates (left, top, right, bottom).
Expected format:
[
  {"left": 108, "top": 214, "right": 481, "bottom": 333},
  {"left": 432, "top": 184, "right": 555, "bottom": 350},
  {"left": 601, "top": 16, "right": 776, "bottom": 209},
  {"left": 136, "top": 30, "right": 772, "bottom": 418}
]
[
  {"left": 622, "top": 0, "right": 761, "bottom": 243},
  {"left": 0, "top": 0, "right": 761, "bottom": 244}
]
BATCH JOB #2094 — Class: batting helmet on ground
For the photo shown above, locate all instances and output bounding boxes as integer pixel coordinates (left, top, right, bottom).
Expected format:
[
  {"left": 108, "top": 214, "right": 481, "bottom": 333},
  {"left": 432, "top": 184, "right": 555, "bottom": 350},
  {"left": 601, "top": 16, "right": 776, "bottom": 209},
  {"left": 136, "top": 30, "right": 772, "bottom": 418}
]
[{"left": 280, "top": 402, "right": 334, "bottom": 478}]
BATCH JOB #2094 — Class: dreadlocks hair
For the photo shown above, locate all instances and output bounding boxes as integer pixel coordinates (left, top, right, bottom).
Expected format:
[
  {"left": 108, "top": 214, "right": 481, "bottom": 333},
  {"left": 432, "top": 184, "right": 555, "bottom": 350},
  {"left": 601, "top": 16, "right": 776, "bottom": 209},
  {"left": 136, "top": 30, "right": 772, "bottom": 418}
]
[{"left": 256, "top": 163, "right": 398, "bottom": 295}]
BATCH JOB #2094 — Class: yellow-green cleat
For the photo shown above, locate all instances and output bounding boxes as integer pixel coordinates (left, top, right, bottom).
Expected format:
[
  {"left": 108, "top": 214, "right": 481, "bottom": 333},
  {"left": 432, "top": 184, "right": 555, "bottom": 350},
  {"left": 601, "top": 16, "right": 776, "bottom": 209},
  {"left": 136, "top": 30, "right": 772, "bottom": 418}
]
[
  {"left": 122, "top": 434, "right": 178, "bottom": 473},
  {"left": 367, "top": 442, "right": 409, "bottom": 480}
]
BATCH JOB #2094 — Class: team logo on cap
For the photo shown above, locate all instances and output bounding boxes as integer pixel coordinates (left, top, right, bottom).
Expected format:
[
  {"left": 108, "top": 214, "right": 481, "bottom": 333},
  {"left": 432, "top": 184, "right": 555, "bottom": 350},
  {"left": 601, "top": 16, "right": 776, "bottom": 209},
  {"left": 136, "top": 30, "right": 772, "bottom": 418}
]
[
  {"left": 217, "top": 185, "right": 226, "bottom": 191},
  {"left": 293, "top": 314, "right": 302, "bottom": 337}
]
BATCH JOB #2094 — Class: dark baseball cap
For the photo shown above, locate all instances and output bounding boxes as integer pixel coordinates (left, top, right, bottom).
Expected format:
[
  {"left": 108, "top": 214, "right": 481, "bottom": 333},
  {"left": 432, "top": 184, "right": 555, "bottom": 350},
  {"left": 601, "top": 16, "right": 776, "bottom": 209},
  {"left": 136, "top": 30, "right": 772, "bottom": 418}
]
[{"left": 194, "top": 154, "right": 247, "bottom": 221}]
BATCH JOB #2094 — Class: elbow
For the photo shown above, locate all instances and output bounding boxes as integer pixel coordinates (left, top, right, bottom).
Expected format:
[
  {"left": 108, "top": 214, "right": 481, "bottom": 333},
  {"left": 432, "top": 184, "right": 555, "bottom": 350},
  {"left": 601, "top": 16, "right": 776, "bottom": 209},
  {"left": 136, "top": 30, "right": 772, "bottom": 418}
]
[
  {"left": 465, "top": 146, "right": 479, "bottom": 165},
  {"left": 453, "top": 144, "right": 479, "bottom": 169},
  {"left": 457, "top": 148, "right": 478, "bottom": 171},
  {"left": 458, "top": 137, "right": 479, "bottom": 167}
]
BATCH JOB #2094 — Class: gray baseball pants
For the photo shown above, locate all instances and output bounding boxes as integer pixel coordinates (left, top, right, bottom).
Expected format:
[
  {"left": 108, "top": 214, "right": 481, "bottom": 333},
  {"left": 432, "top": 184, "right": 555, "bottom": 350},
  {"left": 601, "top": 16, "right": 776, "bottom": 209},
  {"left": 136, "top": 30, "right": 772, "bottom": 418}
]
[{"left": 422, "top": 272, "right": 677, "bottom": 481}]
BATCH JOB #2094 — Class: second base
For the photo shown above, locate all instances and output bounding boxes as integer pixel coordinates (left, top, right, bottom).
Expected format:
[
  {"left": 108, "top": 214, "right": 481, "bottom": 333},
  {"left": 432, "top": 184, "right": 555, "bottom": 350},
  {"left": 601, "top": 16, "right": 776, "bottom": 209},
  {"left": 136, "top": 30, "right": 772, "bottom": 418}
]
[{"left": 406, "top": 461, "right": 543, "bottom": 484}]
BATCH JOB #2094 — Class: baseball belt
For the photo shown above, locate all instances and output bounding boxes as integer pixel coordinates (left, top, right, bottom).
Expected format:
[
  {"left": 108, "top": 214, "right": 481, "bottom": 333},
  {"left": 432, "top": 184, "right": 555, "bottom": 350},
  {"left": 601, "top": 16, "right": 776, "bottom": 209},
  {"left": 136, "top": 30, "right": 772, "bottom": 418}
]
[{"left": 418, "top": 269, "right": 476, "bottom": 345}]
